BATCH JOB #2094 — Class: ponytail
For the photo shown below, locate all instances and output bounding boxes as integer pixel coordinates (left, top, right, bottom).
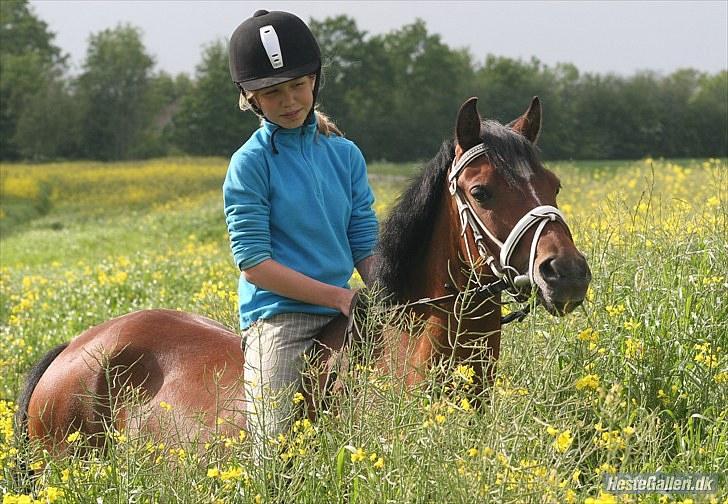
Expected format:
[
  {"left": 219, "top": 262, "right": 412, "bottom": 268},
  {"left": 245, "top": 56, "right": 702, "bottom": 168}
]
[{"left": 314, "top": 108, "right": 342, "bottom": 137}]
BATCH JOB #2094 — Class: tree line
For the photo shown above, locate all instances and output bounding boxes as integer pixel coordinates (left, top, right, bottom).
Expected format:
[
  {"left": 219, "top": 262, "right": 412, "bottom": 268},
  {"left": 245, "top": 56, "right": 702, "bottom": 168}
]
[{"left": 1, "top": 1, "right": 726, "bottom": 163}]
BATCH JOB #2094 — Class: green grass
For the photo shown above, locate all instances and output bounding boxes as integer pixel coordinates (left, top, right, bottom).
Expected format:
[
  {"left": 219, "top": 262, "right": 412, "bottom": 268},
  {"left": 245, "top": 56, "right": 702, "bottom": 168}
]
[{"left": 0, "top": 157, "right": 726, "bottom": 503}]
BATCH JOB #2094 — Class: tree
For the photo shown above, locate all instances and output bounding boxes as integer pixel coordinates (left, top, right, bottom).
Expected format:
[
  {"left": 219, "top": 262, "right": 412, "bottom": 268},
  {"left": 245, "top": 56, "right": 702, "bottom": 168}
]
[
  {"left": 684, "top": 70, "right": 727, "bottom": 157},
  {"left": 13, "top": 78, "right": 80, "bottom": 160},
  {"left": 76, "top": 24, "right": 155, "bottom": 160},
  {"left": 367, "top": 20, "right": 474, "bottom": 161},
  {"left": 170, "top": 40, "right": 258, "bottom": 156},
  {"left": 0, "top": 0, "right": 67, "bottom": 159},
  {"left": 309, "top": 15, "right": 369, "bottom": 135}
]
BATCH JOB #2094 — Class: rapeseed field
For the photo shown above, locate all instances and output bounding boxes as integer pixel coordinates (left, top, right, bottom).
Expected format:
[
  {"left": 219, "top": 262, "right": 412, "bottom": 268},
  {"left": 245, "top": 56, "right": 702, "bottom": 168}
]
[{"left": 0, "top": 157, "right": 725, "bottom": 503}]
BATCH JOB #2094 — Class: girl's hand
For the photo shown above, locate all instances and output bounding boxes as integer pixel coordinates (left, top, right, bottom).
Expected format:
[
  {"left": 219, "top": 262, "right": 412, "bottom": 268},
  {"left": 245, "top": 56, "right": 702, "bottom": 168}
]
[{"left": 338, "top": 288, "right": 357, "bottom": 317}]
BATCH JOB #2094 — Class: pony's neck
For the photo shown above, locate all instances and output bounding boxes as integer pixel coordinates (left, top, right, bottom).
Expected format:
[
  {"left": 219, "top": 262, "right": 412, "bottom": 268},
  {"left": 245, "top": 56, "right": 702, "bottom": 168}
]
[{"left": 412, "top": 185, "right": 503, "bottom": 341}]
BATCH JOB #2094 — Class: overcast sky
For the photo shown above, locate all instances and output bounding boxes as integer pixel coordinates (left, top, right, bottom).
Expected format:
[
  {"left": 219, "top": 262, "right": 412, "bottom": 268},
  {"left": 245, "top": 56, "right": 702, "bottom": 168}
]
[{"left": 31, "top": 1, "right": 728, "bottom": 77}]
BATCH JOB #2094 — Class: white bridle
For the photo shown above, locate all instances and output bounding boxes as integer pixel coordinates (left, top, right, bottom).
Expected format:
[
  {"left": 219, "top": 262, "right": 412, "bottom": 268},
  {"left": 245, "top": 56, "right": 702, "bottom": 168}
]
[{"left": 448, "top": 143, "right": 569, "bottom": 296}]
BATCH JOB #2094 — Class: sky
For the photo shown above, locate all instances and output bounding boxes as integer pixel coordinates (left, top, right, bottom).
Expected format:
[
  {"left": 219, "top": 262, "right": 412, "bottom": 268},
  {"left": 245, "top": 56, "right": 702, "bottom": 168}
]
[{"left": 31, "top": 0, "right": 728, "bottom": 77}]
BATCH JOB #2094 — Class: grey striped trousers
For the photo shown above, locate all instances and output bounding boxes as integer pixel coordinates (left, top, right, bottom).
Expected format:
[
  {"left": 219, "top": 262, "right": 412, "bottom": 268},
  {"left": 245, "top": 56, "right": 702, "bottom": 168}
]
[{"left": 242, "top": 312, "right": 334, "bottom": 460}]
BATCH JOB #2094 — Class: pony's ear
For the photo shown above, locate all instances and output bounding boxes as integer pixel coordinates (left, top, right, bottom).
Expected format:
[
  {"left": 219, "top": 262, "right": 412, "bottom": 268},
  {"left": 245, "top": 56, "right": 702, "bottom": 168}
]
[
  {"left": 507, "top": 96, "right": 542, "bottom": 144},
  {"left": 455, "top": 97, "right": 482, "bottom": 151}
]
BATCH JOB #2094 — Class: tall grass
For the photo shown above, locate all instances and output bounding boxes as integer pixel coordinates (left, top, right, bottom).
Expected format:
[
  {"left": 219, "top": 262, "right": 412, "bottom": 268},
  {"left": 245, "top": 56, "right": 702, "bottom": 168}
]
[{"left": 0, "top": 157, "right": 726, "bottom": 503}]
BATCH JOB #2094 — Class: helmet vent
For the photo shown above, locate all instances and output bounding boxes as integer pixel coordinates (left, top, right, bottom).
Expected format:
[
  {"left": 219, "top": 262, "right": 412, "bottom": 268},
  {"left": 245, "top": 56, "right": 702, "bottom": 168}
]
[{"left": 259, "top": 25, "right": 284, "bottom": 69}]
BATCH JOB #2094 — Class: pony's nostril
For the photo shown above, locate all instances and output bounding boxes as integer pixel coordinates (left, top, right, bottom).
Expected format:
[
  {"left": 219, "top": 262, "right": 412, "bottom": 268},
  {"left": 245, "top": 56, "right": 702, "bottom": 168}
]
[{"left": 539, "top": 257, "right": 558, "bottom": 281}]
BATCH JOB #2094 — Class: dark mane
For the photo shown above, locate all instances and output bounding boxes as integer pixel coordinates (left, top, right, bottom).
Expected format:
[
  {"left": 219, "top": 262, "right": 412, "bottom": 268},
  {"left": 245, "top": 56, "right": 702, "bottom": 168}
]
[
  {"left": 374, "top": 139, "right": 454, "bottom": 300},
  {"left": 374, "top": 120, "right": 543, "bottom": 300}
]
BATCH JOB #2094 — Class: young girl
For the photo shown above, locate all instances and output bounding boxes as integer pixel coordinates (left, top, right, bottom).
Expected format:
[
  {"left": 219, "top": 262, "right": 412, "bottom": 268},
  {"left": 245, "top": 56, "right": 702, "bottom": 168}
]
[{"left": 224, "top": 10, "right": 378, "bottom": 460}]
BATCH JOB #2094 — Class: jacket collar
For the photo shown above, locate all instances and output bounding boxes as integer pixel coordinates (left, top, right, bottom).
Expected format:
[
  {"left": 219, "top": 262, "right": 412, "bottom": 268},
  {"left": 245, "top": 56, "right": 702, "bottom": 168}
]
[{"left": 262, "top": 112, "right": 317, "bottom": 138}]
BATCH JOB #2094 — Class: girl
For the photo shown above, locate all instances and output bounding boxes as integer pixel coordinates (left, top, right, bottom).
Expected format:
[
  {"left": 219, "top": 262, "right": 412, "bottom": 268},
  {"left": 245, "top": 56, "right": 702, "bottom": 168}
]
[{"left": 224, "top": 10, "right": 378, "bottom": 461}]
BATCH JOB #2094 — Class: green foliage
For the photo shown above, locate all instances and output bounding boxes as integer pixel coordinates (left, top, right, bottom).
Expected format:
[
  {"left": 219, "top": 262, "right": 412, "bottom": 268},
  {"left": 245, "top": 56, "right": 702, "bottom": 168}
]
[
  {"left": 75, "top": 24, "right": 155, "bottom": 160},
  {"left": 0, "top": 10, "right": 726, "bottom": 162},
  {"left": 0, "top": 0, "right": 67, "bottom": 160},
  {"left": 313, "top": 18, "right": 475, "bottom": 162},
  {"left": 170, "top": 41, "right": 259, "bottom": 156},
  {"left": 13, "top": 79, "right": 80, "bottom": 160}
]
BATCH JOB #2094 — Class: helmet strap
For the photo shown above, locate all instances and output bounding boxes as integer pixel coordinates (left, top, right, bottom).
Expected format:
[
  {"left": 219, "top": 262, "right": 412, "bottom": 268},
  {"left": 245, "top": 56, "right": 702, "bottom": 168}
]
[{"left": 304, "top": 68, "right": 322, "bottom": 125}]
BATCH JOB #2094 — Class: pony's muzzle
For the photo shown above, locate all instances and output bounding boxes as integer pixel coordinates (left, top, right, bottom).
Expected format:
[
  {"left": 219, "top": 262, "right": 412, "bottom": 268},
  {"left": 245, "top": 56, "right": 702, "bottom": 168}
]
[{"left": 537, "top": 253, "right": 591, "bottom": 314}]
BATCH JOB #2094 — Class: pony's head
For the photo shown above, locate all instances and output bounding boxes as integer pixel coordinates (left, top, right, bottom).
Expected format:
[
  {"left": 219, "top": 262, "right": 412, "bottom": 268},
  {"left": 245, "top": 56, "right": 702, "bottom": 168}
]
[{"left": 451, "top": 97, "right": 591, "bottom": 315}]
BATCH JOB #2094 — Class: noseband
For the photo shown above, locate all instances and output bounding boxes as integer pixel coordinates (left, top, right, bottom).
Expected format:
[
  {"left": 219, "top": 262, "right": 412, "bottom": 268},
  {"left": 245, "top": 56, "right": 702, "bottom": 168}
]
[{"left": 448, "top": 143, "right": 570, "bottom": 298}]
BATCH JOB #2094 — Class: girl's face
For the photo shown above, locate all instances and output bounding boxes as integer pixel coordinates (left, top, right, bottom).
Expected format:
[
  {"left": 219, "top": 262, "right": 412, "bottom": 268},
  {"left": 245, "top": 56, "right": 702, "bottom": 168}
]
[{"left": 252, "top": 75, "right": 315, "bottom": 129}]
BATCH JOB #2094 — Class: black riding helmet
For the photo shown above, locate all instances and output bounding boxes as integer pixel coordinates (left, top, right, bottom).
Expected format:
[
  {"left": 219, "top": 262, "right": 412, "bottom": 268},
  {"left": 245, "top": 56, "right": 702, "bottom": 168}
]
[{"left": 229, "top": 10, "right": 321, "bottom": 118}]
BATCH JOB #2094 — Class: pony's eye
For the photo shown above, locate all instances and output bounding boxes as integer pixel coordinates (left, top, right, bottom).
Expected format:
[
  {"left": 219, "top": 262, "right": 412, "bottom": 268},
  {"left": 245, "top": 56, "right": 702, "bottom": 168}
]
[
  {"left": 556, "top": 183, "right": 562, "bottom": 196},
  {"left": 470, "top": 185, "right": 492, "bottom": 205}
]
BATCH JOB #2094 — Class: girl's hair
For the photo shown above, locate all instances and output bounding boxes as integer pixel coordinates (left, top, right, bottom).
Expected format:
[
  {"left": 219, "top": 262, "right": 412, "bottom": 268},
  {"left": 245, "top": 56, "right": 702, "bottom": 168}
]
[{"left": 237, "top": 76, "right": 342, "bottom": 137}]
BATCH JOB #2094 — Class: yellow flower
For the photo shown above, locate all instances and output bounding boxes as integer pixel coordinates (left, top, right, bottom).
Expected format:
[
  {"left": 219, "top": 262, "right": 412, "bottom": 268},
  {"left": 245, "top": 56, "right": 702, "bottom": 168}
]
[
  {"left": 467, "top": 448, "right": 479, "bottom": 457},
  {"left": 547, "top": 425, "right": 573, "bottom": 452},
  {"left": 220, "top": 465, "right": 244, "bottom": 481},
  {"left": 453, "top": 364, "right": 475, "bottom": 384},
  {"left": 605, "top": 304, "right": 625, "bottom": 317},
  {"left": 693, "top": 343, "right": 719, "bottom": 369},
  {"left": 596, "top": 463, "right": 617, "bottom": 475},
  {"left": 565, "top": 489, "right": 577, "bottom": 503},
  {"left": 553, "top": 430, "right": 573, "bottom": 453},
  {"left": 585, "top": 491, "right": 617, "bottom": 504},
  {"left": 373, "top": 457, "right": 385, "bottom": 469},
  {"left": 207, "top": 467, "right": 220, "bottom": 478},
  {"left": 623, "top": 318, "right": 641, "bottom": 331},
  {"left": 3, "top": 495, "right": 34, "bottom": 504},
  {"left": 624, "top": 337, "right": 644, "bottom": 359},
  {"left": 578, "top": 327, "right": 598, "bottom": 343},
  {"left": 596, "top": 430, "right": 626, "bottom": 451},
  {"left": 44, "top": 487, "right": 64, "bottom": 502},
  {"left": 293, "top": 392, "right": 305, "bottom": 404},
  {"left": 460, "top": 397, "right": 472, "bottom": 411},
  {"left": 351, "top": 447, "right": 366, "bottom": 463},
  {"left": 159, "top": 401, "right": 173, "bottom": 412},
  {"left": 571, "top": 469, "right": 581, "bottom": 483},
  {"left": 66, "top": 431, "right": 81, "bottom": 443},
  {"left": 575, "top": 374, "right": 600, "bottom": 391}
]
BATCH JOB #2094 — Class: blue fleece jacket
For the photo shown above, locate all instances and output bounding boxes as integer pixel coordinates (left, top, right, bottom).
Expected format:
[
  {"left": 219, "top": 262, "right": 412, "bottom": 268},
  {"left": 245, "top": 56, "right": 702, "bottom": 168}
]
[{"left": 223, "top": 114, "right": 378, "bottom": 329}]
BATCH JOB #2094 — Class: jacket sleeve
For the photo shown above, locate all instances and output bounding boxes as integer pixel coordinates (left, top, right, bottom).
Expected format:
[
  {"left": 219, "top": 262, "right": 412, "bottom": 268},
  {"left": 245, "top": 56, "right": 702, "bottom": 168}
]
[
  {"left": 223, "top": 151, "right": 272, "bottom": 270},
  {"left": 347, "top": 144, "right": 379, "bottom": 264}
]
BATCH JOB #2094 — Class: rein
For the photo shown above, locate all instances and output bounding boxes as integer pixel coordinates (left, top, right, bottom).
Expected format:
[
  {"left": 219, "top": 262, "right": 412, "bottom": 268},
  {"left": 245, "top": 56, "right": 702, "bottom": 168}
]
[{"left": 392, "top": 277, "right": 531, "bottom": 325}]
